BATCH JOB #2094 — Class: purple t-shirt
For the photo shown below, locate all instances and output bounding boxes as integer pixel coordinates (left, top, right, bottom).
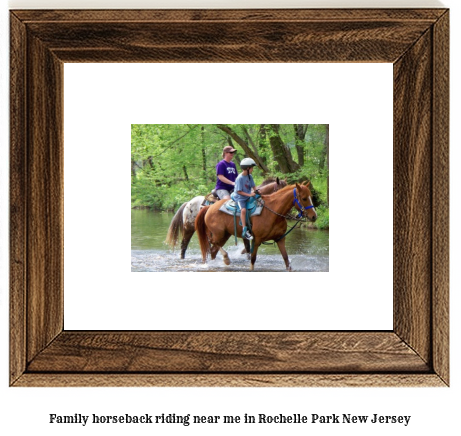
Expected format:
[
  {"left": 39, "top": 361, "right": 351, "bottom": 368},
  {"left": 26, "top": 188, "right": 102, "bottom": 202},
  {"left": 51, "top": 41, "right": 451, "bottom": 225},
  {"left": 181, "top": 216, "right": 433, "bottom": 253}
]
[{"left": 215, "top": 160, "right": 237, "bottom": 191}]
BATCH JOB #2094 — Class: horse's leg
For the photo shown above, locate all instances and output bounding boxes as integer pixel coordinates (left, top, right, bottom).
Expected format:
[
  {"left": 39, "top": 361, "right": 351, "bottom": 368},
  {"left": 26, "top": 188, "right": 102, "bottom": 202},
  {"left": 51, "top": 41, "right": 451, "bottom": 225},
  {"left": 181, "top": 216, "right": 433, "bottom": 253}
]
[
  {"left": 180, "top": 225, "right": 195, "bottom": 259},
  {"left": 210, "top": 246, "right": 230, "bottom": 265},
  {"left": 210, "top": 244, "right": 221, "bottom": 260},
  {"left": 219, "top": 247, "right": 231, "bottom": 265},
  {"left": 210, "top": 234, "right": 231, "bottom": 265},
  {"left": 250, "top": 242, "right": 261, "bottom": 271},
  {"left": 217, "top": 234, "right": 232, "bottom": 265},
  {"left": 180, "top": 196, "right": 203, "bottom": 258},
  {"left": 203, "top": 207, "right": 234, "bottom": 266},
  {"left": 276, "top": 238, "right": 292, "bottom": 271},
  {"left": 241, "top": 239, "right": 251, "bottom": 257}
]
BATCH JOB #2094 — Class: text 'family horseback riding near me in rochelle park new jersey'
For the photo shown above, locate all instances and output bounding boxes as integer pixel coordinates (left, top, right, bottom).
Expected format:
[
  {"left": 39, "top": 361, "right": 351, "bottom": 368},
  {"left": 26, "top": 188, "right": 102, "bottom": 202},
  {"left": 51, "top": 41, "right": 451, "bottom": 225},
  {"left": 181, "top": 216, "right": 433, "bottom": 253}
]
[{"left": 48, "top": 412, "right": 411, "bottom": 427}]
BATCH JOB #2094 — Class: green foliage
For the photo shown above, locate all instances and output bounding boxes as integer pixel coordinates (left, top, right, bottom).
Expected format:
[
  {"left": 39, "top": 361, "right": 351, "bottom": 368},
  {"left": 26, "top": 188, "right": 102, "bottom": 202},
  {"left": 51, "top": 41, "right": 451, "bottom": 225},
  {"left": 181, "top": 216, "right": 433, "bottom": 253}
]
[
  {"left": 314, "top": 205, "right": 329, "bottom": 230},
  {"left": 132, "top": 124, "right": 330, "bottom": 222}
]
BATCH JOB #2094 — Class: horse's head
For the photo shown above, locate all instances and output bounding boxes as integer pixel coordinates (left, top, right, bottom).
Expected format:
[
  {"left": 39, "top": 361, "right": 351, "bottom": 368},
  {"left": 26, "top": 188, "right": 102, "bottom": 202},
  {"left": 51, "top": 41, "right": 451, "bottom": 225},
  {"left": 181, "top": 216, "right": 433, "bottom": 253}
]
[
  {"left": 278, "top": 177, "right": 288, "bottom": 189},
  {"left": 257, "top": 177, "right": 288, "bottom": 195},
  {"left": 295, "top": 182, "right": 317, "bottom": 222}
]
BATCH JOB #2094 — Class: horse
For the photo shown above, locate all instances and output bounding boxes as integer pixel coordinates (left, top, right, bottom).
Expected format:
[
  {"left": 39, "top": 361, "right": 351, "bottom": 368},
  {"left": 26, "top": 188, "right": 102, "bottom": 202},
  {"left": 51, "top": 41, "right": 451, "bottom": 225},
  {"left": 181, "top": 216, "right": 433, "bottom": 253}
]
[
  {"left": 165, "top": 177, "right": 287, "bottom": 259},
  {"left": 195, "top": 182, "right": 317, "bottom": 271}
]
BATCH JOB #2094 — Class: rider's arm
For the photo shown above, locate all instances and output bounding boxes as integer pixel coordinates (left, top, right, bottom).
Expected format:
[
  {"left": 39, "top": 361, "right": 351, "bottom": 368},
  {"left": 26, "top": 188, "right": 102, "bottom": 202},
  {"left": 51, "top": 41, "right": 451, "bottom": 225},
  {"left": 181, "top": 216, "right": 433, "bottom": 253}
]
[
  {"left": 237, "top": 190, "right": 255, "bottom": 197},
  {"left": 218, "top": 174, "right": 235, "bottom": 186}
]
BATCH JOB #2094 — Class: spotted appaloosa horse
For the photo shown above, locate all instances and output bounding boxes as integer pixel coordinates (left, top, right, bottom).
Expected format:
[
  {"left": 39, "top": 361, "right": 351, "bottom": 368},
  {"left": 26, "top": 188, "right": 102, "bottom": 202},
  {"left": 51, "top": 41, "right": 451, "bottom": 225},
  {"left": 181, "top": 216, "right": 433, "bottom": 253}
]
[
  {"left": 195, "top": 182, "right": 317, "bottom": 271},
  {"left": 165, "top": 177, "right": 287, "bottom": 259}
]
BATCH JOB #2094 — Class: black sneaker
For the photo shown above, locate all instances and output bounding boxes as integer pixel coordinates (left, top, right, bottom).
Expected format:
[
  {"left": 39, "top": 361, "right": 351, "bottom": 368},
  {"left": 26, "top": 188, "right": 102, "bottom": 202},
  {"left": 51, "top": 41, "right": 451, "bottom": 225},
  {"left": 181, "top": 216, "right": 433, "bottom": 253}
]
[{"left": 243, "top": 228, "right": 253, "bottom": 240}]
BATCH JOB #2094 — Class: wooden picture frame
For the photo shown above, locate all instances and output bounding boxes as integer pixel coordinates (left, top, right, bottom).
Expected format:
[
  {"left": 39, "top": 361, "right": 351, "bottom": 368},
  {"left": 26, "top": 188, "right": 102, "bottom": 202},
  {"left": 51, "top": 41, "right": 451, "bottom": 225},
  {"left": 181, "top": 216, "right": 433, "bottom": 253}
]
[{"left": 10, "top": 9, "right": 449, "bottom": 387}]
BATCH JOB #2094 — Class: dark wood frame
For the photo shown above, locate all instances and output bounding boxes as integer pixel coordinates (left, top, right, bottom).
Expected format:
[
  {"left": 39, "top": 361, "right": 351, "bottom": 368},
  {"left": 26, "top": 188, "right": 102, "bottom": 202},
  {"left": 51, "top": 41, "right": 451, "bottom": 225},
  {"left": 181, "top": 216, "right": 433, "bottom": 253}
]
[{"left": 10, "top": 9, "right": 449, "bottom": 387}]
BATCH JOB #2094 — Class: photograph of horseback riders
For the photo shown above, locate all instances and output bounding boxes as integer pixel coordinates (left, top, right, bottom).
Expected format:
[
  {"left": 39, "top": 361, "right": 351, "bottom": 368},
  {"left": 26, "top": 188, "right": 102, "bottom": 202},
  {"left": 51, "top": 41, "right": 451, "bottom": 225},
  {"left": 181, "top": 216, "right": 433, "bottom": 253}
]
[{"left": 131, "top": 124, "right": 329, "bottom": 272}]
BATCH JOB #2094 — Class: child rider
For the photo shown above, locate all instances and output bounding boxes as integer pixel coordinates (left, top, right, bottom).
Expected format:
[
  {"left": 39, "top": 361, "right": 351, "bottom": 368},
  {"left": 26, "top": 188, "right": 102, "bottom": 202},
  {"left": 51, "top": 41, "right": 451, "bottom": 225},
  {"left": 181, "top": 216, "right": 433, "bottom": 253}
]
[{"left": 233, "top": 158, "right": 257, "bottom": 240}]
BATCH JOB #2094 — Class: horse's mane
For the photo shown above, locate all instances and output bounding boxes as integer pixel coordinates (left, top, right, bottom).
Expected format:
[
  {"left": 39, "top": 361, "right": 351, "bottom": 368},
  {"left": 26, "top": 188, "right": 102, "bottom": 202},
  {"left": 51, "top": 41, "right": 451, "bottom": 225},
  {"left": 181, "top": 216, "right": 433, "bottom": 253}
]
[
  {"left": 277, "top": 182, "right": 311, "bottom": 194},
  {"left": 258, "top": 177, "right": 288, "bottom": 188}
]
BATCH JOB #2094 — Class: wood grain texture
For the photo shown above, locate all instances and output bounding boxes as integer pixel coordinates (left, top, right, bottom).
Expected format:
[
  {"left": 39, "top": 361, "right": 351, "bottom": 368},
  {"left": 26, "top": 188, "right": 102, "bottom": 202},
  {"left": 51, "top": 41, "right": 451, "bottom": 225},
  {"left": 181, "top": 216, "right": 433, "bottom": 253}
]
[
  {"left": 14, "top": 374, "right": 447, "bottom": 388},
  {"left": 393, "top": 28, "right": 433, "bottom": 363},
  {"left": 12, "top": 9, "right": 447, "bottom": 22},
  {"left": 13, "top": 9, "right": 448, "bottom": 64},
  {"left": 27, "top": 332, "right": 429, "bottom": 373},
  {"left": 25, "top": 21, "right": 434, "bottom": 64},
  {"left": 432, "top": 11, "right": 450, "bottom": 385},
  {"left": 26, "top": 34, "right": 64, "bottom": 361},
  {"left": 9, "top": 9, "right": 449, "bottom": 387},
  {"left": 9, "top": 13, "right": 27, "bottom": 383}
]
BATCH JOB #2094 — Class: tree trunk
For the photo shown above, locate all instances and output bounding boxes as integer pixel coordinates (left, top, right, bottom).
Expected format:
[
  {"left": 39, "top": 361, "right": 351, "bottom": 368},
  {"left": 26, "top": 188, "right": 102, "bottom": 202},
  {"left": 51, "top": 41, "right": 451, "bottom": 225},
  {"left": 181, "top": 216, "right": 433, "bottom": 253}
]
[
  {"left": 294, "top": 124, "right": 308, "bottom": 166},
  {"left": 319, "top": 125, "right": 328, "bottom": 173},
  {"left": 216, "top": 124, "right": 269, "bottom": 174},
  {"left": 144, "top": 156, "right": 161, "bottom": 186},
  {"left": 268, "top": 124, "right": 300, "bottom": 174},
  {"left": 258, "top": 124, "right": 268, "bottom": 166},
  {"left": 146, "top": 156, "right": 155, "bottom": 169},
  {"left": 131, "top": 159, "right": 137, "bottom": 179},
  {"left": 242, "top": 125, "right": 259, "bottom": 157},
  {"left": 201, "top": 126, "right": 207, "bottom": 181}
]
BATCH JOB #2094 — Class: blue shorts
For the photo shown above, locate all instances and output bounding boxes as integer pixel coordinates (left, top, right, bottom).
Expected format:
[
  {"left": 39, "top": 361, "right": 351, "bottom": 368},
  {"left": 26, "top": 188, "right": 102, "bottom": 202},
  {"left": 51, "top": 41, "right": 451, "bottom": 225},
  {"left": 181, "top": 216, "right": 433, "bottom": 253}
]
[{"left": 238, "top": 200, "right": 248, "bottom": 210}]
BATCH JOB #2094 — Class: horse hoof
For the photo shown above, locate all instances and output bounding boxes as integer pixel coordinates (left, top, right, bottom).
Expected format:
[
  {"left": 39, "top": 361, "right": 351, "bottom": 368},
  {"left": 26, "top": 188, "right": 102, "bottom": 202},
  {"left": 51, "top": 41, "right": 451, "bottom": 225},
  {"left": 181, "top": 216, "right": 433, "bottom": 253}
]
[{"left": 223, "top": 256, "right": 231, "bottom": 266}]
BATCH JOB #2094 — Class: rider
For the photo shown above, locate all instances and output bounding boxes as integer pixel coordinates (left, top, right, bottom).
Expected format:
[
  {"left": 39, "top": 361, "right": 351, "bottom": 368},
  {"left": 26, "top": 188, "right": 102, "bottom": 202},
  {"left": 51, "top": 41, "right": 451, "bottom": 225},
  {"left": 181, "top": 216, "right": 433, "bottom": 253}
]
[
  {"left": 233, "top": 158, "right": 257, "bottom": 240},
  {"left": 214, "top": 145, "right": 237, "bottom": 200}
]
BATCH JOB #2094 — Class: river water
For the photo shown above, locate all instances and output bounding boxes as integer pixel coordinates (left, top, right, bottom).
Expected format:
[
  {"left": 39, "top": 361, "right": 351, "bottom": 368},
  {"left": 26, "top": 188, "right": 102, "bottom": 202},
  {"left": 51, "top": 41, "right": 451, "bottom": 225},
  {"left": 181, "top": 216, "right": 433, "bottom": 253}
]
[{"left": 131, "top": 209, "right": 329, "bottom": 272}]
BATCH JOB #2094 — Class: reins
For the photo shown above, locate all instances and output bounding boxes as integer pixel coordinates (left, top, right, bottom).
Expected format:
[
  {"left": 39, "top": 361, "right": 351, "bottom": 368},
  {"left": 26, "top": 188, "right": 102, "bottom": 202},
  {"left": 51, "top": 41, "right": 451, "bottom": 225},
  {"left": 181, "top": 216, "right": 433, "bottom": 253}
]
[
  {"left": 258, "top": 187, "right": 313, "bottom": 245},
  {"left": 258, "top": 200, "right": 306, "bottom": 222},
  {"left": 261, "top": 221, "right": 303, "bottom": 246}
]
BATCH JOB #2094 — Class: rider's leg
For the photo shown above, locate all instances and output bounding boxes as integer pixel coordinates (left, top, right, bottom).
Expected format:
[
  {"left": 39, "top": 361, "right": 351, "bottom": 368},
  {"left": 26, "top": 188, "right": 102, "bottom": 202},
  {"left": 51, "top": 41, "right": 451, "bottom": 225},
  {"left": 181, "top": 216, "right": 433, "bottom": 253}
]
[
  {"left": 216, "top": 189, "right": 231, "bottom": 200},
  {"left": 241, "top": 207, "right": 247, "bottom": 230}
]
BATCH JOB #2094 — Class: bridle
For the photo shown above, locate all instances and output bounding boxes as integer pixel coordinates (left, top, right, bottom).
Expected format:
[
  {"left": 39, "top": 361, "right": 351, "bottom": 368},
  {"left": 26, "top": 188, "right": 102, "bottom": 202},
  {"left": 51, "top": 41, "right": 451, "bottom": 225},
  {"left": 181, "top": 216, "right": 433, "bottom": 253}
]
[
  {"left": 257, "top": 187, "right": 316, "bottom": 246},
  {"left": 292, "top": 188, "right": 315, "bottom": 219},
  {"left": 257, "top": 187, "right": 315, "bottom": 222}
]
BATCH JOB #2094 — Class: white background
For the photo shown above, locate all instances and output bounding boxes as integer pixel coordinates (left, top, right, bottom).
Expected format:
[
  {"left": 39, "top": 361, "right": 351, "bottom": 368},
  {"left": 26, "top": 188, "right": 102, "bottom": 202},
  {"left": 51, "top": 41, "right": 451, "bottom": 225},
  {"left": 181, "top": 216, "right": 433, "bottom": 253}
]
[
  {"left": 1, "top": 1, "right": 458, "bottom": 436},
  {"left": 64, "top": 63, "right": 392, "bottom": 331}
]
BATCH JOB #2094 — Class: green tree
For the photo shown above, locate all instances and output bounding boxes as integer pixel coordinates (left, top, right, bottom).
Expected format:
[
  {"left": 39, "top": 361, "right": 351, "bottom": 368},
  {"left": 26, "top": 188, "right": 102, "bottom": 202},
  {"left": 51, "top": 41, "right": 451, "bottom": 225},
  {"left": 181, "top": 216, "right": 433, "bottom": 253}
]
[{"left": 131, "top": 123, "right": 329, "bottom": 224}]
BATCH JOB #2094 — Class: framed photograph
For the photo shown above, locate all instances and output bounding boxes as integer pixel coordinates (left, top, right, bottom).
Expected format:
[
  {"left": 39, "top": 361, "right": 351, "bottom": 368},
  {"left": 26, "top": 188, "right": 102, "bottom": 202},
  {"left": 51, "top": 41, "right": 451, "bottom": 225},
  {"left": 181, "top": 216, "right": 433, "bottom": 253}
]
[
  {"left": 128, "top": 122, "right": 330, "bottom": 273},
  {"left": 10, "top": 9, "right": 449, "bottom": 387}
]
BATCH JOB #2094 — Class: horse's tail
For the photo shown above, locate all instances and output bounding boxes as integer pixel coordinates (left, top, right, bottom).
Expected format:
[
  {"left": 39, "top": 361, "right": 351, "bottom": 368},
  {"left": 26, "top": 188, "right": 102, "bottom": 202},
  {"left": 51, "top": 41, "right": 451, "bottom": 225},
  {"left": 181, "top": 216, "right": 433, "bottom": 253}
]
[
  {"left": 195, "top": 205, "right": 211, "bottom": 262},
  {"left": 165, "top": 202, "right": 187, "bottom": 248}
]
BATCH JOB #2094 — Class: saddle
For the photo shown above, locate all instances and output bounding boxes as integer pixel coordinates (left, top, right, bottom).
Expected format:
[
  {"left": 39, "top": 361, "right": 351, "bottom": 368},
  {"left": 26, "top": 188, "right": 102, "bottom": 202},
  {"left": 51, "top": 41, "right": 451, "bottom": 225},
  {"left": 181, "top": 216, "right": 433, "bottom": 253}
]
[
  {"left": 218, "top": 194, "right": 264, "bottom": 217},
  {"left": 202, "top": 190, "right": 220, "bottom": 206}
]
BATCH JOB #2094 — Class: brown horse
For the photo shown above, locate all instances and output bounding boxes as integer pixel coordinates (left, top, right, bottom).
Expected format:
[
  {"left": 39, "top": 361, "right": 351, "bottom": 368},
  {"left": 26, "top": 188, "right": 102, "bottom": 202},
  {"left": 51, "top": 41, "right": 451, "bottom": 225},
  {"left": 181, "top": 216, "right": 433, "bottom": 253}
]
[
  {"left": 195, "top": 182, "right": 317, "bottom": 271},
  {"left": 165, "top": 177, "right": 286, "bottom": 259}
]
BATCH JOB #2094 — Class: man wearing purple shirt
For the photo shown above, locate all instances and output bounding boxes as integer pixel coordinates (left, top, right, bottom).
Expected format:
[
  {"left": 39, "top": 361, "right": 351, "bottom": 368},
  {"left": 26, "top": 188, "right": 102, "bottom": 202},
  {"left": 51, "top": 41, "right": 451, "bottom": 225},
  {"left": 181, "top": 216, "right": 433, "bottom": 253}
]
[{"left": 215, "top": 145, "right": 238, "bottom": 199}]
